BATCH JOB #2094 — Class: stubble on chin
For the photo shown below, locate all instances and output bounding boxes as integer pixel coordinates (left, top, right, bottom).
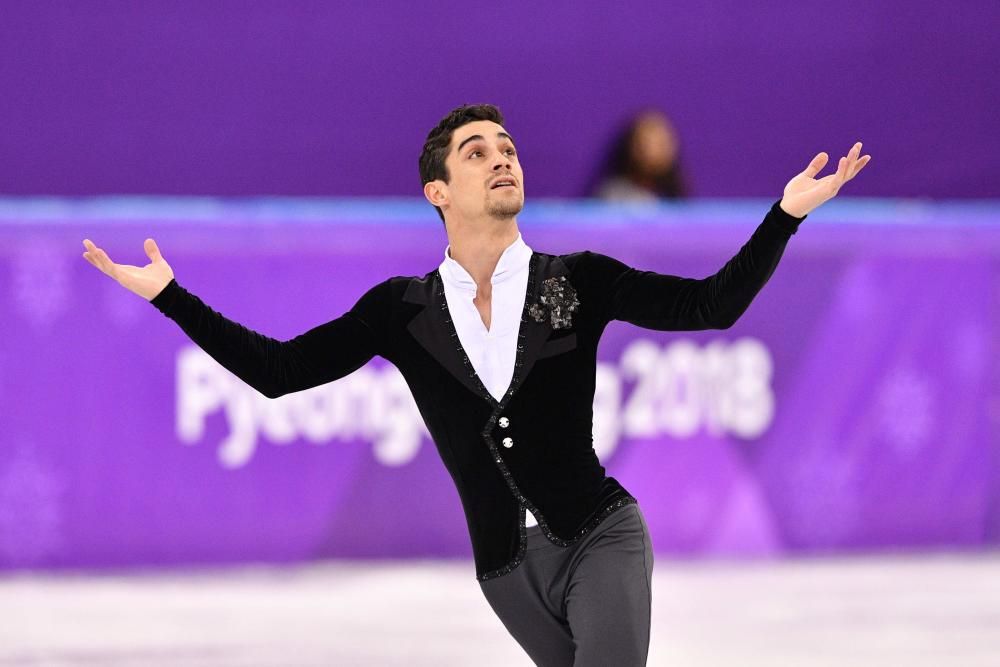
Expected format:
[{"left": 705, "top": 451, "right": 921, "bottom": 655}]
[{"left": 485, "top": 193, "right": 524, "bottom": 220}]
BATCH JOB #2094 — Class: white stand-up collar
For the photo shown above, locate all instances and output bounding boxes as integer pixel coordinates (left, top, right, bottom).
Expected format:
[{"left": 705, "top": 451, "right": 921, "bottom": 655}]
[{"left": 439, "top": 232, "right": 533, "bottom": 293}]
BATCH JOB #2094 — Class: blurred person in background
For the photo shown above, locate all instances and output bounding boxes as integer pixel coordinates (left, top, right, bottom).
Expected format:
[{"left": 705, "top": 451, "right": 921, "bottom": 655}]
[
  {"left": 81, "top": 103, "right": 869, "bottom": 667},
  {"left": 590, "top": 108, "right": 689, "bottom": 201}
]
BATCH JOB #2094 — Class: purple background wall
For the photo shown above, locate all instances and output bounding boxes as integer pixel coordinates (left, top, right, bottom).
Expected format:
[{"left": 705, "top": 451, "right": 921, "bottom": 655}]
[
  {"left": 1, "top": 198, "right": 997, "bottom": 572},
  {"left": 1, "top": 2, "right": 997, "bottom": 199},
  {"left": 1, "top": 3, "right": 998, "bottom": 572}
]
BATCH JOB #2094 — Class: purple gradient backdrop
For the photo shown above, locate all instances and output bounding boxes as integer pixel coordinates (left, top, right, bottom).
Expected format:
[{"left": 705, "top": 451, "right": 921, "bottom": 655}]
[
  {"left": 1, "top": 2, "right": 997, "bottom": 199},
  {"left": 0, "top": 199, "right": 997, "bottom": 571}
]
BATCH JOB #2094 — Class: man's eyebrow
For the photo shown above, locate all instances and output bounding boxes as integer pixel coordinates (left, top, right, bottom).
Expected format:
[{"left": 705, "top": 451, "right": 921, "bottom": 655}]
[{"left": 456, "top": 132, "right": 516, "bottom": 154}]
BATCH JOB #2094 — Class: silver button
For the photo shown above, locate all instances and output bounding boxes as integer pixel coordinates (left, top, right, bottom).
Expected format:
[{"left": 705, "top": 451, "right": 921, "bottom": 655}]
[
  {"left": 499, "top": 417, "right": 510, "bottom": 428},
  {"left": 502, "top": 437, "right": 514, "bottom": 448}
]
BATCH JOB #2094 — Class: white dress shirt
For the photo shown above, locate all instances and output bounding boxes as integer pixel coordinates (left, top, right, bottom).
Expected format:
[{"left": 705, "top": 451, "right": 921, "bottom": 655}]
[{"left": 438, "top": 232, "right": 540, "bottom": 528}]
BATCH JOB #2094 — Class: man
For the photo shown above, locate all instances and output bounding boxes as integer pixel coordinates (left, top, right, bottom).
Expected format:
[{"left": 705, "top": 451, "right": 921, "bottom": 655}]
[{"left": 82, "top": 104, "right": 870, "bottom": 666}]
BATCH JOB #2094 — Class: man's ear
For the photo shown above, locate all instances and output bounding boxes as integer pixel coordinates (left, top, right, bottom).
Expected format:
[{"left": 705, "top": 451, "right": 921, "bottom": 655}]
[{"left": 423, "top": 180, "right": 448, "bottom": 208}]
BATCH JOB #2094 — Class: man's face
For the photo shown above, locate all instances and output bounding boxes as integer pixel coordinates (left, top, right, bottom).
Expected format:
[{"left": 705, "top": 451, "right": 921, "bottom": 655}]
[{"left": 431, "top": 120, "right": 524, "bottom": 223}]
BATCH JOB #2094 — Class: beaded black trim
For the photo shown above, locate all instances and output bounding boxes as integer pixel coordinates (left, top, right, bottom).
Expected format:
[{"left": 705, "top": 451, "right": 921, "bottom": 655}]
[
  {"left": 476, "top": 494, "right": 638, "bottom": 582},
  {"left": 433, "top": 269, "right": 504, "bottom": 407},
  {"left": 435, "top": 255, "right": 639, "bottom": 582},
  {"left": 523, "top": 495, "right": 638, "bottom": 547}
]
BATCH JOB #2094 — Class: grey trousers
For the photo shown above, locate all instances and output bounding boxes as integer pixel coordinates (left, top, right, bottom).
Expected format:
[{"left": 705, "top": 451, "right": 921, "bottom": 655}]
[{"left": 479, "top": 502, "right": 654, "bottom": 667}]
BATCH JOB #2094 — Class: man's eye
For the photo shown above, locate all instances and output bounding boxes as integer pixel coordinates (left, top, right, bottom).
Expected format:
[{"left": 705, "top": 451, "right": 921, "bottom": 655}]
[{"left": 468, "top": 148, "right": 515, "bottom": 158}]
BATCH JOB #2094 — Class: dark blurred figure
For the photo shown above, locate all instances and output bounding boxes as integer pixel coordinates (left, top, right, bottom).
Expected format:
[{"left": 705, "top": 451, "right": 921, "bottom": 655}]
[{"left": 589, "top": 109, "right": 689, "bottom": 201}]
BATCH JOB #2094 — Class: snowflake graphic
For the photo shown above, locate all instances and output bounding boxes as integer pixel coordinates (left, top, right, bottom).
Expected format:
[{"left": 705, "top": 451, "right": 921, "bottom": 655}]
[
  {"left": 876, "top": 366, "right": 935, "bottom": 456},
  {"left": 0, "top": 446, "right": 66, "bottom": 567},
  {"left": 12, "top": 237, "right": 71, "bottom": 329}
]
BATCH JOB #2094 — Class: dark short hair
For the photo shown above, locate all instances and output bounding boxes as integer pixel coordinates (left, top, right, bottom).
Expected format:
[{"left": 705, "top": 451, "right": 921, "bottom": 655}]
[{"left": 419, "top": 104, "right": 505, "bottom": 223}]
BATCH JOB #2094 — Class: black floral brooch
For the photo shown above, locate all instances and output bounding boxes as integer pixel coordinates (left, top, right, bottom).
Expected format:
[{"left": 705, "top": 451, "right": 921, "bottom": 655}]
[{"left": 528, "top": 276, "right": 580, "bottom": 329}]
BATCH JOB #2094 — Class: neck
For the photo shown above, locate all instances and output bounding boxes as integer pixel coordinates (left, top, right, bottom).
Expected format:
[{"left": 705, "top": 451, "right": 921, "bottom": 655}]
[{"left": 445, "top": 217, "right": 520, "bottom": 293}]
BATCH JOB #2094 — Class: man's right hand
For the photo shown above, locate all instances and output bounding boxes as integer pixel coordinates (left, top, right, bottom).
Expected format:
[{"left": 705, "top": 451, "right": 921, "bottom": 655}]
[{"left": 82, "top": 238, "right": 175, "bottom": 301}]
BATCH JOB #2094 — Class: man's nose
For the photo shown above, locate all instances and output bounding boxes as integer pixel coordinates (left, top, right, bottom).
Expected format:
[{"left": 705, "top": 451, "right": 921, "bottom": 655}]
[{"left": 492, "top": 153, "right": 512, "bottom": 170}]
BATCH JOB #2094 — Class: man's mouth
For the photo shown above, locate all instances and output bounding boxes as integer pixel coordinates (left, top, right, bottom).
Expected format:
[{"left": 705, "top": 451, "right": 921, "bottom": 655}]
[{"left": 490, "top": 178, "right": 517, "bottom": 189}]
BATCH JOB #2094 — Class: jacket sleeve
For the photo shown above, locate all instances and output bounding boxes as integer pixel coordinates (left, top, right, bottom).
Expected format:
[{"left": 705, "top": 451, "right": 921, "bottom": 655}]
[
  {"left": 586, "top": 199, "right": 806, "bottom": 330},
  {"left": 148, "top": 277, "right": 392, "bottom": 398}
]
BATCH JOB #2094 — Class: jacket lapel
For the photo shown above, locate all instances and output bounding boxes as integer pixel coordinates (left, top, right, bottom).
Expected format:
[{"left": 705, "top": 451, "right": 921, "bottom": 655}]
[
  {"left": 513, "top": 252, "right": 569, "bottom": 394},
  {"left": 402, "top": 252, "right": 570, "bottom": 405},
  {"left": 402, "top": 270, "right": 490, "bottom": 401}
]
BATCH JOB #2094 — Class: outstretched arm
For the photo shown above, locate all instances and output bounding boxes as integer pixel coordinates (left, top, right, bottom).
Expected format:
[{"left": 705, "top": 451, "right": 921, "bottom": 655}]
[
  {"left": 587, "top": 142, "right": 871, "bottom": 331},
  {"left": 82, "top": 238, "right": 389, "bottom": 398},
  {"left": 587, "top": 200, "right": 804, "bottom": 330}
]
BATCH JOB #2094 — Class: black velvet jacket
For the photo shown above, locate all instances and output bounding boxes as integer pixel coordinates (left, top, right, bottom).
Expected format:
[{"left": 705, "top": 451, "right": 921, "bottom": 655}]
[{"left": 149, "top": 199, "right": 805, "bottom": 580}]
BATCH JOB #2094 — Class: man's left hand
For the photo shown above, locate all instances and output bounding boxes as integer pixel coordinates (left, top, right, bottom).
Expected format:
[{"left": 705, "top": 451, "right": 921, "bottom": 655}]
[{"left": 780, "top": 142, "right": 871, "bottom": 218}]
